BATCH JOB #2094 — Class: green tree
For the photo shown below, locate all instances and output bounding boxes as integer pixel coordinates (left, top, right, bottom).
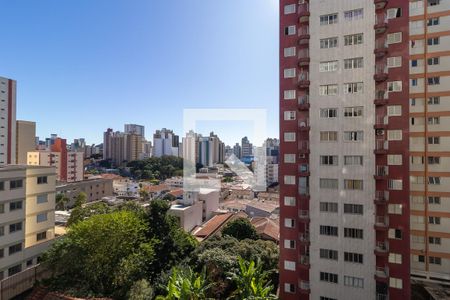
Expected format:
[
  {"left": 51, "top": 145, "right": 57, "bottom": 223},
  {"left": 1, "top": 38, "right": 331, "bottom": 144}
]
[
  {"left": 43, "top": 210, "right": 150, "bottom": 298},
  {"left": 222, "top": 218, "right": 258, "bottom": 240},
  {"left": 67, "top": 202, "right": 111, "bottom": 226},
  {"left": 226, "top": 257, "right": 277, "bottom": 300},
  {"left": 73, "top": 192, "right": 87, "bottom": 207},
  {"left": 128, "top": 279, "right": 154, "bottom": 300},
  {"left": 156, "top": 267, "right": 213, "bottom": 300},
  {"left": 55, "top": 194, "right": 69, "bottom": 211}
]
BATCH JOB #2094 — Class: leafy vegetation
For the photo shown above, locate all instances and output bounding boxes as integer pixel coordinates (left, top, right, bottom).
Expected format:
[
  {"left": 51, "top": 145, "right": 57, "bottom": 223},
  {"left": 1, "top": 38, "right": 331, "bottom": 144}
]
[
  {"left": 127, "top": 156, "right": 183, "bottom": 180},
  {"left": 222, "top": 218, "right": 258, "bottom": 240}
]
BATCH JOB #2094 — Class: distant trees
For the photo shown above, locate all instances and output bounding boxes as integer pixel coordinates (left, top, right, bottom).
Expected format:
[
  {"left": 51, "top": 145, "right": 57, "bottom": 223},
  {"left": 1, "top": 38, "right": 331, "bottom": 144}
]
[
  {"left": 55, "top": 194, "right": 69, "bottom": 211},
  {"left": 128, "top": 156, "right": 183, "bottom": 180},
  {"left": 222, "top": 218, "right": 258, "bottom": 241}
]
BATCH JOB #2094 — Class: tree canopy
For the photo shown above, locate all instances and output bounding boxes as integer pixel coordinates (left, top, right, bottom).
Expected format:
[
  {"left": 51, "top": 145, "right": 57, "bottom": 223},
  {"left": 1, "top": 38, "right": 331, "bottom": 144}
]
[
  {"left": 221, "top": 218, "right": 258, "bottom": 240},
  {"left": 127, "top": 156, "right": 183, "bottom": 180}
]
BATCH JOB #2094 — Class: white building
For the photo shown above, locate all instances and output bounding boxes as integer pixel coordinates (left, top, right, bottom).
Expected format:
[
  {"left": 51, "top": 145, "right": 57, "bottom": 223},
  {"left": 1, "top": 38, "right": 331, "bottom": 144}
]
[
  {"left": 153, "top": 128, "right": 179, "bottom": 157},
  {"left": 0, "top": 77, "right": 17, "bottom": 165}
]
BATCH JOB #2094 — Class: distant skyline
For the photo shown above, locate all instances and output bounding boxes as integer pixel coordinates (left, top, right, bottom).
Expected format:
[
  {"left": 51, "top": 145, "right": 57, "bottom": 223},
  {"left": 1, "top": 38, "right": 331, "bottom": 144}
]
[{"left": 2, "top": 0, "right": 279, "bottom": 146}]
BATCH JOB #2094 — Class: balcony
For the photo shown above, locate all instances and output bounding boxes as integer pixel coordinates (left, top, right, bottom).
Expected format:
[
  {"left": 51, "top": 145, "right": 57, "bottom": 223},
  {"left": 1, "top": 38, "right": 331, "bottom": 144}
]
[
  {"left": 298, "top": 3, "right": 310, "bottom": 23},
  {"left": 298, "top": 27, "right": 310, "bottom": 44},
  {"left": 374, "top": 15, "right": 388, "bottom": 34},
  {"left": 374, "top": 0, "right": 388, "bottom": 10},
  {"left": 298, "top": 280, "right": 310, "bottom": 293},
  {"left": 298, "top": 119, "right": 310, "bottom": 132},
  {"left": 298, "top": 49, "right": 310, "bottom": 66},
  {"left": 374, "top": 190, "right": 389, "bottom": 204},
  {"left": 375, "top": 241, "right": 389, "bottom": 256},
  {"left": 375, "top": 267, "right": 389, "bottom": 282},
  {"left": 375, "top": 165, "right": 389, "bottom": 180},
  {"left": 374, "top": 40, "right": 388, "bottom": 58},
  {"left": 298, "top": 141, "right": 310, "bottom": 155},
  {"left": 374, "top": 90, "right": 388, "bottom": 106},
  {"left": 298, "top": 164, "right": 310, "bottom": 176},
  {"left": 298, "top": 95, "right": 310, "bottom": 110},
  {"left": 299, "top": 233, "right": 310, "bottom": 245},
  {"left": 375, "top": 216, "right": 389, "bottom": 230},
  {"left": 298, "top": 210, "right": 310, "bottom": 222},
  {"left": 374, "top": 65, "right": 388, "bottom": 82},
  {"left": 298, "top": 72, "right": 310, "bottom": 88},
  {"left": 376, "top": 293, "right": 389, "bottom": 300},
  {"left": 374, "top": 140, "right": 388, "bottom": 155},
  {"left": 299, "top": 255, "right": 310, "bottom": 268},
  {"left": 374, "top": 115, "right": 388, "bottom": 130}
]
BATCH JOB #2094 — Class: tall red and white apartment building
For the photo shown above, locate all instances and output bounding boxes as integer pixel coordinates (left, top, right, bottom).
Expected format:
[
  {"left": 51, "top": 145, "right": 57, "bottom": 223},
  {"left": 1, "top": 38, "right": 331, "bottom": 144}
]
[
  {"left": 279, "top": 0, "right": 450, "bottom": 299},
  {"left": 0, "top": 76, "right": 17, "bottom": 165}
]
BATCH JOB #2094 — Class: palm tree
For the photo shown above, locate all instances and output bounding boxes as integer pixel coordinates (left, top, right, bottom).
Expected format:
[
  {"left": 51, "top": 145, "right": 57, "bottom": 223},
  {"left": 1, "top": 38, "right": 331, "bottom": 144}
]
[
  {"left": 156, "top": 266, "right": 213, "bottom": 300},
  {"left": 226, "top": 257, "right": 277, "bottom": 300}
]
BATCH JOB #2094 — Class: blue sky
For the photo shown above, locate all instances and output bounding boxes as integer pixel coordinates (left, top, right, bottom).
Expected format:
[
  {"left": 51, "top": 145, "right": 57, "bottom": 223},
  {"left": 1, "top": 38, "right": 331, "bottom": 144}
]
[{"left": 1, "top": 0, "right": 279, "bottom": 146}]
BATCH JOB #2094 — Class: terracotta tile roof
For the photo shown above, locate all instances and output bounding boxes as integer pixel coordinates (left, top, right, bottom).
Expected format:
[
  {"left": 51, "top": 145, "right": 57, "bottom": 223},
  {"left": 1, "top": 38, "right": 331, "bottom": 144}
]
[
  {"left": 193, "top": 213, "right": 233, "bottom": 238},
  {"left": 251, "top": 217, "right": 279, "bottom": 242},
  {"left": 168, "top": 189, "right": 183, "bottom": 197},
  {"left": 144, "top": 184, "right": 169, "bottom": 193}
]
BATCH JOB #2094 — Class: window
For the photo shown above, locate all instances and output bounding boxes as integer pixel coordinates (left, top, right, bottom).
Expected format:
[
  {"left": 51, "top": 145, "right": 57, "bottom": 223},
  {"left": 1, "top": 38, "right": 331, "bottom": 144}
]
[
  {"left": 319, "top": 84, "right": 338, "bottom": 95},
  {"left": 0, "top": 226, "right": 4, "bottom": 236},
  {"left": 387, "top": 8, "right": 402, "bottom": 19},
  {"left": 37, "top": 213, "right": 48, "bottom": 223},
  {"left": 344, "top": 57, "right": 363, "bottom": 69},
  {"left": 320, "top": 13, "right": 338, "bottom": 25},
  {"left": 284, "top": 218, "right": 295, "bottom": 228},
  {"left": 411, "top": 78, "right": 418, "bottom": 87},
  {"left": 429, "top": 256, "right": 442, "bottom": 265},
  {"left": 344, "top": 33, "right": 363, "bottom": 46},
  {"left": 387, "top": 32, "right": 402, "bottom": 44},
  {"left": 344, "top": 8, "right": 363, "bottom": 21},
  {"left": 344, "top": 228, "right": 363, "bottom": 239},
  {"left": 0, "top": 203, "right": 4, "bottom": 214},
  {"left": 344, "top": 106, "right": 363, "bottom": 117},
  {"left": 320, "top": 272, "right": 338, "bottom": 284},
  {"left": 388, "top": 228, "right": 402, "bottom": 239},
  {"left": 428, "top": 177, "right": 440, "bottom": 185},
  {"left": 284, "top": 283, "right": 295, "bottom": 293},
  {"left": 320, "top": 37, "right": 338, "bottom": 49},
  {"left": 320, "top": 131, "right": 338, "bottom": 142},
  {"left": 429, "top": 237, "right": 441, "bottom": 244},
  {"left": 284, "top": 239, "right": 295, "bottom": 249},
  {"left": 344, "top": 82, "right": 363, "bottom": 94},
  {"left": 9, "top": 201, "right": 22, "bottom": 211},
  {"left": 343, "top": 131, "right": 364, "bottom": 142},
  {"left": 428, "top": 57, "right": 439, "bottom": 65},
  {"left": 428, "top": 37, "right": 439, "bottom": 45},
  {"left": 0, "top": 182, "right": 3, "bottom": 191},
  {"left": 8, "top": 265, "right": 22, "bottom": 277},
  {"left": 9, "top": 180, "right": 23, "bottom": 189},
  {"left": 428, "top": 136, "right": 440, "bottom": 144},
  {"left": 428, "top": 156, "right": 440, "bottom": 164},
  {"left": 284, "top": 175, "right": 295, "bottom": 185},
  {"left": 36, "top": 231, "right": 47, "bottom": 241},
  {"left": 320, "top": 108, "right": 337, "bottom": 118},
  {"left": 388, "top": 204, "right": 403, "bottom": 214},
  {"left": 411, "top": 60, "right": 418, "bottom": 67},
  {"left": 284, "top": 154, "right": 295, "bottom": 163},
  {"left": 428, "top": 196, "right": 440, "bottom": 204},
  {"left": 387, "top": 130, "right": 402, "bottom": 141},
  {"left": 284, "top": 90, "right": 296, "bottom": 100},
  {"left": 320, "top": 225, "right": 338, "bottom": 236},
  {"left": 428, "top": 0, "right": 440, "bottom": 6},
  {"left": 37, "top": 194, "right": 48, "bottom": 204},
  {"left": 344, "top": 252, "right": 363, "bottom": 264},
  {"left": 344, "top": 204, "right": 363, "bottom": 215},
  {"left": 428, "top": 77, "right": 440, "bottom": 85},
  {"left": 388, "top": 179, "right": 403, "bottom": 190},
  {"left": 428, "top": 96, "right": 440, "bottom": 105},
  {"left": 284, "top": 260, "right": 296, "bottom": 271},
  {"left": 387, "top": 105, "right": 402, "bottom": 116},
  {"left": 284, "top": 132, "right": 296, "bottom": 142},
  {"left": 284, "top": 4, "right": 296, "bottom": 14},
  {"left": 387, "top": 56, "right": 402, "bottom": 68},
  {"left": 319, "top": 61, "right": 338, "bottom": 72},
  {"left": 284, "top": 111, "right": 296, "bottom": 120},
  {"left": 320, "top": 156, "right": 338, "bottom": 166},
  {"left": 320, "top": 249, "right": 338, "bottom": 260},
  {"left": 284, "top": 26, "right": 296, "bottom": 36},
  {"left": 284, "top": 47, "right": 296, "bottom": 57},
  {"left": 320, "top": 178, "right": 338, "bottom": 189},
  {"left": 344, "top": 179, "right": 363, "bottom": 190},
  {"left": 9, "top": 222, "right": 22, "bottom": 233},
  {"left": 429, "top": 216, "right": 440, "bottom": 224},
  {"left": 390, "top": 277, "right": 403, "bottom": 289},
  {"left": 9, "top": 243, "right": 22, "bottom": 255},
  {"left": 388, "top": 81, "right": 402, "bottom": 92},
  {"left": 284, "top": 196, "right": 296, "bottom": 206},
  {"left": 284, "top": 68, "right": 296, "bottom": 78},
  {"left": 320, "top": 202, "right": 338, "bottom": 213},
  {"left": 344, "top": 276, "right": 364, "bottom": 288},
  {"left": 388, "top": 155, "right": 403, "bottom": 165}
]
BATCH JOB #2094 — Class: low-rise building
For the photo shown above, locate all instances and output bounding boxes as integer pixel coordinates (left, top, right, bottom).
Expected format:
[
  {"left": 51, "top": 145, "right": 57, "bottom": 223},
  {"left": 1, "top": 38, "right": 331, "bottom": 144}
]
[
  {"left": 0, "top": 165, "right": 56, "bottom": 280},
  {"left": 56, "top": 178, "right": 113, "bottom": 207}
]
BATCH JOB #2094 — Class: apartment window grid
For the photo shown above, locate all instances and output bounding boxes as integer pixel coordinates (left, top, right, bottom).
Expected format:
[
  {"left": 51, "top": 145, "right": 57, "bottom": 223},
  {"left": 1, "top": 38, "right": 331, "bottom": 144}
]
[
  {"left": 320, "top": 37, "right": 338, "bottom": 49},
  {"left": 344, "top": 156, "right": 363, "bottom": 166},
  {"left": 320, "top": 272, "right": 338, "bottom": 284},
  {"left": 320, "top": 108, "right": 338, "bottom": 118},
  {"left": 344, "top": 82, "right": 363, "bottom": 94},
  {"left": 320, "top": 13, "right": 338, "bottom": 25},
  {"left": 320, "top": 225, "right": 338, "bottom": 236},
  {"left": 320, "top": 248, "right": 338, "bottom": 260},
  {"left": 344, "top": 276, "right": 364, "bottom": 288},
  {"left": 344, "top": 57, "right": 363, "bottom": 69},
  {"left": 344, "top": 106, "right": 363, "bottom": 117},
  {"left": 344, "top": 33, "right": 363, "bottom": 46},
  {"left": 320, "top": 202, "right": 338, "bottom": 213},
  {"left": 344, "top": 8, "right": 363, "bottom": 21},
  {"left": 344, "top": 252, "right": 363, "bottom": 264},
  {"left": 344, "top": 228, "right": 363, "bottom": 239},
  {"left": 320, "top": 178, "right": 338, "bottom": 189}
]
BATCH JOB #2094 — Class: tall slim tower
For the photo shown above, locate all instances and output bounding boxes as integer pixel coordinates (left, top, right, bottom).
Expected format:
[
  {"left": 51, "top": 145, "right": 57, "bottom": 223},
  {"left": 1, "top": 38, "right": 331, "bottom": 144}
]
[
  {"left": 0, "top": 76, "right": 17, "bottom": 165},
  {"left": 279, "top": 1, "right": 411, "bottom": 299}
]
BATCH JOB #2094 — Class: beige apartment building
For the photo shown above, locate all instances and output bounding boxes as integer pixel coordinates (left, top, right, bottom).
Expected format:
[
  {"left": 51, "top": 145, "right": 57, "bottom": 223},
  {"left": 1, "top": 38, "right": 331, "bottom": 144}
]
[
  {"left": 0, "top": 165, "right": 56, "bottom": 280},
  {"left": 409, "top": 0, "right": 450, "bottom": 283},
  {"left": 16, "top": 120, "right": 36, "bottom": 165},
  {"left": 56, "top": 177, "right": 114, "bottom": 207},
  {"left": 27, "top": 151, "right": 84, "bottom": 183}
]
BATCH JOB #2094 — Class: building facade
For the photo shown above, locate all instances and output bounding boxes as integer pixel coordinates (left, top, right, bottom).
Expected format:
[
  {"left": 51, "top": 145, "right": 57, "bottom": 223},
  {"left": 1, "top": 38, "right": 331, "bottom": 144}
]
[
  {"left": 124, "top": 124, "right": 145, "bottom": 137},
  {"left": 56, "top": 177, "right": 114, "bottom": 207},
  {"left": 0, "top": 77, "right": 17, "bottom": 165},
  {"left": 16, "top": 120, "right": 36, "bottom": 165},
  {"left": 153, "top": 128, "right": 180, "bottom": 157},
  {"left": 0, "top": 165, "right": 56, "bottom": 280},
  {"left": 279, "top": 1, "right": 413, "bottom": 299}
]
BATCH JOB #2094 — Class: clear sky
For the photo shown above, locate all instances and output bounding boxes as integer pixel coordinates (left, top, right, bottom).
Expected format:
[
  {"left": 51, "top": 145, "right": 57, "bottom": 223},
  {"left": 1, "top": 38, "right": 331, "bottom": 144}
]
[{"left": 1, "top": 0, "right": 279, "bottom": 146}]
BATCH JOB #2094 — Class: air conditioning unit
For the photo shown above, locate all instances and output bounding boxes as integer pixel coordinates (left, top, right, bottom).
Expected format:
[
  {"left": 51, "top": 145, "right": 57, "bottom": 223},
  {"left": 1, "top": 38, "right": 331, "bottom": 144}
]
[
  {"left": 299, "top": 154, "right": 306, "bottom": 159},
  {"left": 376, "top": 129, "right": 385, "bottom": 136}
]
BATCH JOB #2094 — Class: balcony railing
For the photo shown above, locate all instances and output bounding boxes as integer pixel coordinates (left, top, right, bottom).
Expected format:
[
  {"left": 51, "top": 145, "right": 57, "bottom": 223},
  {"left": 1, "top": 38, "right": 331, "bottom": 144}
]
[
  {"left": 376, "top": 267, "right": 389, "bottom": 278},
  {"left": 375, "top": 190, "right": 389, "bottom": 202},
  {"left": 299, "top": 255, "right": 310, "bottom": 265},
  {"left": 374, "top": 90, "right": 388, "bottom": 105},
  {"left": 298, "top": 141, "right": 309, "bottom": 152},
  {"left": 374, "top": 15, "right": 388, "bottom": 34},
  {"left": 299, "top": 164, "right": 309, "bottom": 173},
  {"left": 376, "top": 165, "right": 389, "bottom": 177},
  {"left": 299, "top": 210, "right": 309, "bottom": 219},
  {"left": 298, "top": 95, "right": 310, "bottom": 110},
  {"left": 375, "top": 140, "right": 388, "bottom": 153},
  {"left": 298, "top": 49, "right": 310, "bottom": 66},
  {"left": 299, "top": 233, "right": 310, "bottom": 242},
  {"left": 374, "top": 40, "right": 388, "bottom": 57},
  {"left": 375, "top": 216, "right": 389, "bottom": 227},
  {"left": 298, "top": 118, "right": 310, "bottom": 130},
  {"left": 298, "top": 3, "right": 310, "bottom": 21},
  {"left": 299, "top": 186, "right": 309, "bottom": 196},
  {"left": 299, "top": 280, "right": 310, "bottom": 291},
  {"left": 298, "top": 27, "right": 310, "bottom": 44},
  {"left": 376, "top": 293, "right": 389, "bottom": 300},
  {"left": 376, "top": 241, "right": 389, "bottom": 253},
  {"left": 298, "top": 72, "right": 309, "bottom": 81}
]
